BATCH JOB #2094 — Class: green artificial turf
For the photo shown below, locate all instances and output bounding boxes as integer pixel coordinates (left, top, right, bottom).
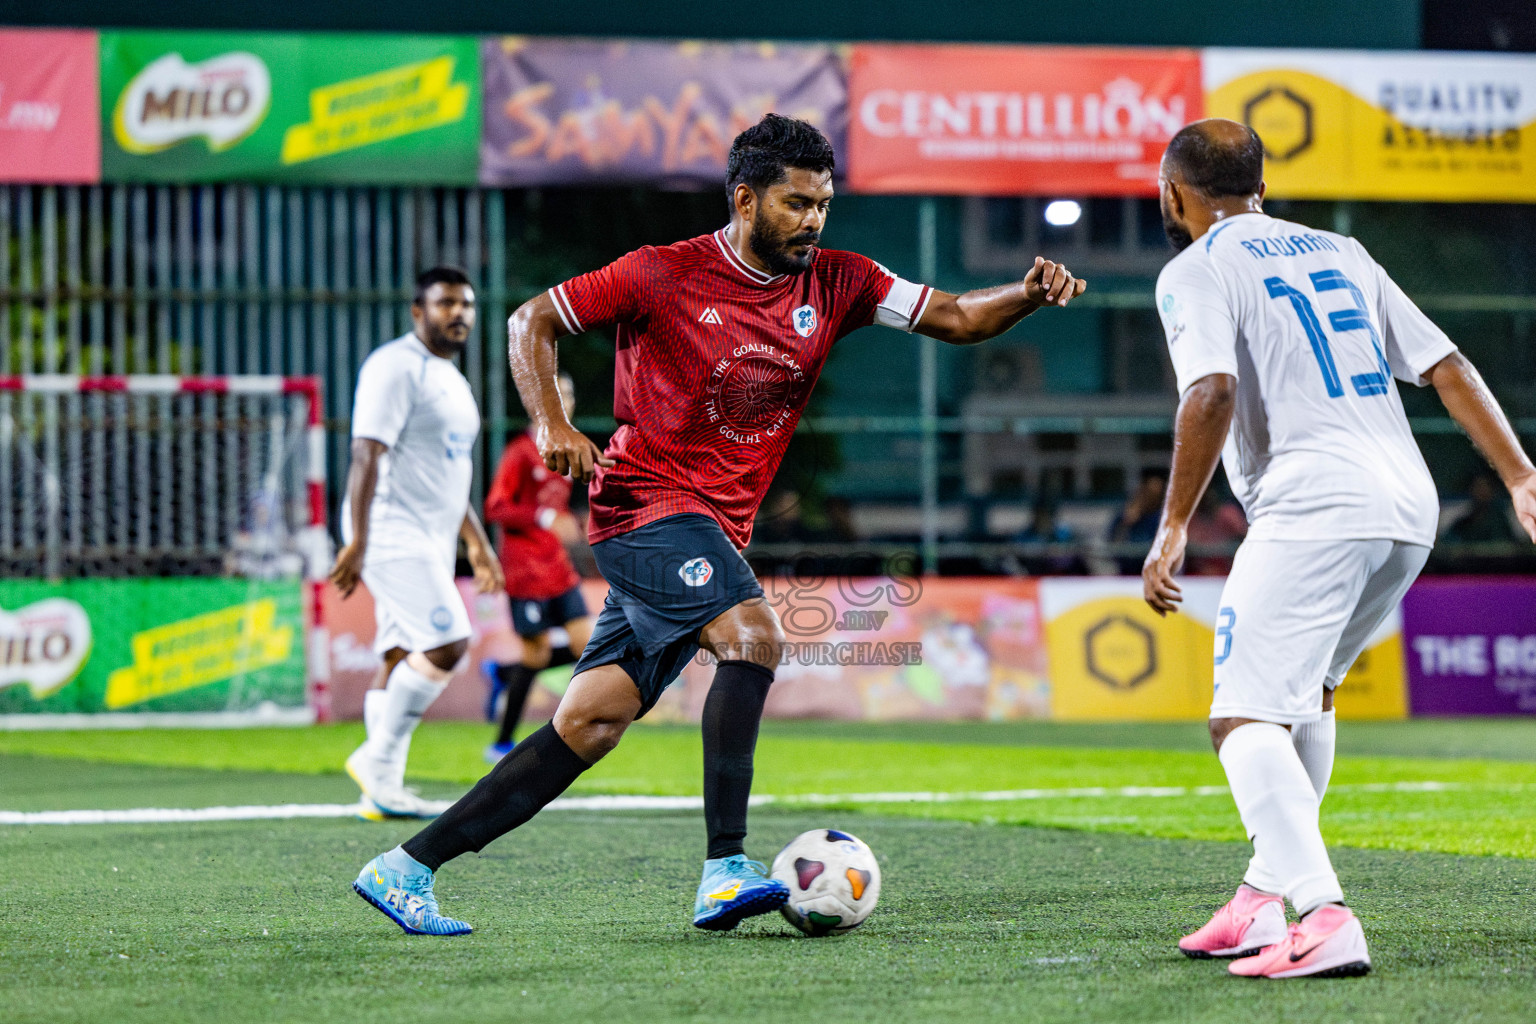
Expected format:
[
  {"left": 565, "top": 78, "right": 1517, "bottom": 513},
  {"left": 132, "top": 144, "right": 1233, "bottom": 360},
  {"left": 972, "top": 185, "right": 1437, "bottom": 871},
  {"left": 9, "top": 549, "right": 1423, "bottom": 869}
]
[
  {"left": 3, "top": 720, "right": 1534, "bottom": 857},
  {"left": 4, "top": 757, "right": 1535, "bottom": 1024}
]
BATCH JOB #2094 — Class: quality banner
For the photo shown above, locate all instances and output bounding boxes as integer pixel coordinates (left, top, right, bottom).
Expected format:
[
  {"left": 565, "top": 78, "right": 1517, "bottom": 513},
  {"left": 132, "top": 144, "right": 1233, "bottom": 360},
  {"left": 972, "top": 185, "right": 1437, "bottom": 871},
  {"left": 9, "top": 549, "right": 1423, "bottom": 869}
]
[
  {"left": 1204, "top": 49, "right": 1536, "bottom": 202},
  {"left": 0, "top": 578, "right": 305, "bottom": 716},
  {"left": 479, "top": 37, "right": 847, "bottom": 188},
  {"left": 1402, "top": 578, "right": 1536, "bottom": 715},
  {"left": 100, "top": 31, "right": 479, "bottom": 184},
  {"left": 0, "top": 28, "right": 100, "bottom": 184},
  {"left": 847, "top": 44, "right": 1202, "bottom": 196},
  {"left": 1039, "top": 578, "right": 1407, "bottom": 721}
]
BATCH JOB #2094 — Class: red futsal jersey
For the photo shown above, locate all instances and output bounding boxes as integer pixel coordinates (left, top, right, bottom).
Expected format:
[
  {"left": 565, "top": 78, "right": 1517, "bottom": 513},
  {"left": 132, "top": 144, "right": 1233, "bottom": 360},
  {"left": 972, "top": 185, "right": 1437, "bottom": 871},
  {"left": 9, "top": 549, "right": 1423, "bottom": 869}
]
[
  {"left": 484, "top": 432, "right": 582, "bottom": 600},
  {"left": 550, "top": 229, "right": 930, "bottom": 549}
]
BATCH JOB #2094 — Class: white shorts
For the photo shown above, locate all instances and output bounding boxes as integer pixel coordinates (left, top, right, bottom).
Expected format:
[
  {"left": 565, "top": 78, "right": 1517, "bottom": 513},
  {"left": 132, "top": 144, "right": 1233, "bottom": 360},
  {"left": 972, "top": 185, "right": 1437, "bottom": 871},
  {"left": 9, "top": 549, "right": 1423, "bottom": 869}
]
[
  {"left": 1210, "top": 538, "right": 1428, "bottom": 725},
  {"left": 361, "top": 556, "right": 473, "bottom": 656}
]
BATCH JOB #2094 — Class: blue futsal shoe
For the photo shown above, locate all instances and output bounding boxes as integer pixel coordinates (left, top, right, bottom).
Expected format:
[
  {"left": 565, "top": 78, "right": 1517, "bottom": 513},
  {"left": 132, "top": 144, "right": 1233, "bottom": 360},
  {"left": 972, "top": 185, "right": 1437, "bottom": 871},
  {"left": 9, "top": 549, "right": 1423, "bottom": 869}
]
[
  {"left": 480, "top": 660, "right": 505, "bottom": 722},
  {"left": 353, "top": 851, "right": 472, "bottom": 936},
  {"left": 692, "top": 855, "right": 790, "bottom": 931}
]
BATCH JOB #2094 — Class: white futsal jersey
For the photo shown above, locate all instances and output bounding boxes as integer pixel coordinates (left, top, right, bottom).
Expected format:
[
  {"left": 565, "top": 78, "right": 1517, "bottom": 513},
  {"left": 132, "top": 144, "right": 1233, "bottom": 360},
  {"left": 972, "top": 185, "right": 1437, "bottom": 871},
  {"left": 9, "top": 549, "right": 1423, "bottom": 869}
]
[
  {"left": 343, "top": 333, "right": 480, "bottom": 568},
  {"left": 1156, "top": 213, "right": 1456, "bottom": 547}
]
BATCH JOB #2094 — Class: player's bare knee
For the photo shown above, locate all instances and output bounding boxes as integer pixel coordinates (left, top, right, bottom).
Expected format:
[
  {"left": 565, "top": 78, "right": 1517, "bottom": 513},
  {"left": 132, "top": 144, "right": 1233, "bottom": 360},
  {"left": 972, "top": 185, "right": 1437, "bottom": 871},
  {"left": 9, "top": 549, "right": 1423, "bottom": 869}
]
[
  {"left": 521, "top": 633, "right": 553, "bottom": 670},
  {"left": 421, "top": 639, "right": 469, "bottom": 674},
  {"left": 705, "top": 601, "right": 786, "bottom": 668},
  {"left": 552, "top": 706, "right": 629, "bottom": 762}
]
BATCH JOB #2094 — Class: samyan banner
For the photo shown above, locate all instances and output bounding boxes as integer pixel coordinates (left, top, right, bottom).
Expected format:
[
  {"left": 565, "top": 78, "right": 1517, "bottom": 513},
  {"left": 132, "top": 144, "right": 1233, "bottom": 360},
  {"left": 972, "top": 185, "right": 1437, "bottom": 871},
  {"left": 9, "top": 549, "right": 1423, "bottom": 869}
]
[
  {"left": 479, "top": 37, "right": 847, "bottom": 188},
  {"left": 847, "top": 44, "right": 1202, "bottom": 196},
  {"left": 100, "top": 31, "right": 479, "bottom": 184},
  {"left": 1205, "top": 48, "right": 1536, "bottom": 202},
  {"left": 0, "top": 28, "right": 100, "bottom": 184}
]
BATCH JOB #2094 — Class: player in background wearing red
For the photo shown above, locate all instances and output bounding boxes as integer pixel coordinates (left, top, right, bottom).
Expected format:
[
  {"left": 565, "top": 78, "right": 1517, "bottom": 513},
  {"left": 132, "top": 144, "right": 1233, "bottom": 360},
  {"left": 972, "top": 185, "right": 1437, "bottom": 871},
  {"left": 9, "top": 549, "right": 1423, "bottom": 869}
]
[
  {"left": 480, "top": 372, "right": 594, "bottom": 763},
  {"left": 353, "top": 114, "right": 1086, "bottom": 936}
]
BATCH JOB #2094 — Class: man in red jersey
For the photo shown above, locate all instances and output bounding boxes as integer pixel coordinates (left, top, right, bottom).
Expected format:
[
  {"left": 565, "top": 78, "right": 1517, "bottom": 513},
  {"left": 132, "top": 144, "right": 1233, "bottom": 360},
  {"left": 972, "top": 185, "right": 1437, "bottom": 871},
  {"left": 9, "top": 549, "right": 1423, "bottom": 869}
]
[
  {"left": 353, "top": 115, "right": 1086, "bottom": 937},
  {"left": 480, "top": 372, "right": 593, "bottom": 763}
]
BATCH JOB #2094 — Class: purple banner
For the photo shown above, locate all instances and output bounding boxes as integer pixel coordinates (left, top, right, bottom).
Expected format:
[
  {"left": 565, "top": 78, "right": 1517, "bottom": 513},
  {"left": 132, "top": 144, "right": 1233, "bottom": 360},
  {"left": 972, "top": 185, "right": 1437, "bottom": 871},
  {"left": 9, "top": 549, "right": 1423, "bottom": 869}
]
[
  {"left": 479, "top": 37, "right": 847, "bottom": 188},
  {"left": 1403, "top": 578, "right": 1536, "bottom": 715}
]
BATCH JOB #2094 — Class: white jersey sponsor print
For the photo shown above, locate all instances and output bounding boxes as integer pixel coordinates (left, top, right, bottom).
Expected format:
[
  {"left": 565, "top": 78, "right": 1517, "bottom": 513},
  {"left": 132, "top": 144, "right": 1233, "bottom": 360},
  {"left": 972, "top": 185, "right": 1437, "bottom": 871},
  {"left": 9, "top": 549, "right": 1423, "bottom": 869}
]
[
  {"left": 342, "top": 333, "right": 480, "bottom": 568},
  {"left": 1156, "top": 213, "right": 1456, "bottom": 546}
]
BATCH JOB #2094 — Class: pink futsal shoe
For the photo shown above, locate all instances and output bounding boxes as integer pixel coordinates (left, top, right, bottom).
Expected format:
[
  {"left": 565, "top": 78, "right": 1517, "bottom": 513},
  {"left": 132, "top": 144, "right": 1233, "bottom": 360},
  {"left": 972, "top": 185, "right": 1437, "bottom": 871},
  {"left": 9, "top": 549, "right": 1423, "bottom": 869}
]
[
  {"left": 1228, "top": 903, "right": 1371, "bottom": 979},
  {"left": 1179, "top": 884, "right": 1288, "bottom": 959}
]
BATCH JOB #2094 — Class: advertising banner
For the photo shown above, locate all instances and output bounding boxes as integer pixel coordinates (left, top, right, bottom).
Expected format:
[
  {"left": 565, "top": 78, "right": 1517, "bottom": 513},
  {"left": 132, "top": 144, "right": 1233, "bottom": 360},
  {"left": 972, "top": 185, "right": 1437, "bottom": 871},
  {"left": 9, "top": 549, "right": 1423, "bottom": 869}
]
[
  {"left": 1402, "top": 578, "right": 1536, "bottom": 715},
  {"left": 847, "top": 44, "right": 1201, "bottom": 196},
  {"left": 479, "top": 37, "right": 847, "bottom": 188},
  {"left": 0, "top": 29, "right": 100, "bottom": 184},
  {"left": 100, "top": 31, "right": 479, "bottom": 184},
  {"left": 1205, "top": 49, "right": 1536, "bottom": 202},
  {"left": 0, "top": 578, "right": 306, "bottom": 716},
  {"left": 324, "top": 576, "right": 1046, "bottom": 723},
  {"left": 1039, "top": 578, "right": 1407, "bottom": 721}
]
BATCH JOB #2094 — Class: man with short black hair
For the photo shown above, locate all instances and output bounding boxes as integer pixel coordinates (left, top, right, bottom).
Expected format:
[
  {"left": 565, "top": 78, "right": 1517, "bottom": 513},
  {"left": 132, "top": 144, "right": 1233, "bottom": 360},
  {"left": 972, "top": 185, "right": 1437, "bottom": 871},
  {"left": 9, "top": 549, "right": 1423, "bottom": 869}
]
[
  {"left": 1146, "top": 118, "right": 1536, "bottom": 978},
  {"left": 332, "top": 267, "right": 504, "bottom": 827},
  {"left": 353, "top": 114, "right": 1086, "bottom": 936}
]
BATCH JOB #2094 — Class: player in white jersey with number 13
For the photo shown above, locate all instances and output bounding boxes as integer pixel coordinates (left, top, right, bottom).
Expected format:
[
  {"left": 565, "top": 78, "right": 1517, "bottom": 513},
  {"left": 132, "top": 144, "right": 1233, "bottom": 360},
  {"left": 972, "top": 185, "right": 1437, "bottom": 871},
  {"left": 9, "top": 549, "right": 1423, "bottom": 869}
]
[
  {"left": 1143, "top": 120, "right": 1536, "bottom": 979},
  {"left": 330, "top": 267, "right": 505, "bottom": 821}
]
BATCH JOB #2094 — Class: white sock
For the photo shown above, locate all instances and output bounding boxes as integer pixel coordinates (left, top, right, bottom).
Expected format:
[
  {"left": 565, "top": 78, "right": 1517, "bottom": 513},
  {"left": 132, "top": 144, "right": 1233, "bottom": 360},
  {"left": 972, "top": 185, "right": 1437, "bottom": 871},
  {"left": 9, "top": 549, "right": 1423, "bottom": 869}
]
[
  {"left": 366, "top": 660, "right": 445, "bottom": 768},
  {"left": 363, "top": 689, "right": 386, "bottom": 740},
  {"left": 379, "top": 845, "right": 429, "bottom": 875},
  {"left": 1243, "top": 710, "right": 1338, "bottom": 893},
  {"left": 1220, "top": 722, "right": 1344, "bottom": 916},
  {"left": 1293, "top": 710, "right": 1337, "bottom": 802}
]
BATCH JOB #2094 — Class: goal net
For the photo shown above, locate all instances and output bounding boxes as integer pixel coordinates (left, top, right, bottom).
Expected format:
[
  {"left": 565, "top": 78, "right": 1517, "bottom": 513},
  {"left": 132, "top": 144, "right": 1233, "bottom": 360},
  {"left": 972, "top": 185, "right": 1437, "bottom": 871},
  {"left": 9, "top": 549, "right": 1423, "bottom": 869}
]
[{"left": 0, "top": 376, "right": 331, "bottom": 726}]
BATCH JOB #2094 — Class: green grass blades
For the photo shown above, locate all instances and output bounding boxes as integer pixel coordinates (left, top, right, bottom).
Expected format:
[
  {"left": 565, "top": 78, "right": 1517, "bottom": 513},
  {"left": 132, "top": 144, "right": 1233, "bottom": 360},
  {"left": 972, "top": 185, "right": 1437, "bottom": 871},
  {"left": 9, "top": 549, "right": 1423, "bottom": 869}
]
[
  {"left": 3, "top": 799, "right": 1534, "bottom": 1024},
  {"left": 3, "top": 720, "right": 1535, "bottom": 857}
]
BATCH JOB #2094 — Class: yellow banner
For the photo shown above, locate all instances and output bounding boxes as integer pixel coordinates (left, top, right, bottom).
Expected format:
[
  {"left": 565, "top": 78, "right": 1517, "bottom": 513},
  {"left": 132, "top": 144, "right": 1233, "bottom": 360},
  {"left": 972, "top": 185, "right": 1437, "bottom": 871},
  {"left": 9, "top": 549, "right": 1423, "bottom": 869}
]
[
  {"left": 1040, "top": 579, "right": 1406, "bottom": 721},
  {"left": 1204, "top": 49, "right": 1536, "bottom": 202},
  {"left": 280, "top": 55, "right": 469, "bottom": 165},
  {"left": 105, "top": 598, "right": 293, "bottom": 708}
]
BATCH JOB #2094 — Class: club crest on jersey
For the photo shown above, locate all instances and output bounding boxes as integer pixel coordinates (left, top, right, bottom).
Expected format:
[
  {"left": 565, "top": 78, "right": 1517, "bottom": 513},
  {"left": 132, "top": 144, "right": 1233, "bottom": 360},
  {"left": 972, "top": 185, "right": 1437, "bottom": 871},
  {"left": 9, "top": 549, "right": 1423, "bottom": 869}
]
[
  {"left": 791, "top": 305, "right": 818, "bottom": 338},
  {"left": 678, "top": 557, "right": 714, "bottom": 588},
  {"left": 698, "top": 307, "right": 724, "bottom": 325}
]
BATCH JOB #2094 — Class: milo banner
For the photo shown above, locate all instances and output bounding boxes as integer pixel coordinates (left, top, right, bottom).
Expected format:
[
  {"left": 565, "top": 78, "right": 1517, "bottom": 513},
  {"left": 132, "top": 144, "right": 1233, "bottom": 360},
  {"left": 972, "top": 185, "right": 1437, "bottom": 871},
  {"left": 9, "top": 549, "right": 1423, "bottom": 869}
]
[
  {"left": 0, "top": 578, "right": 306, "bottom": 718},
  {"left": 1038, "top": 578, "right": 1408, "bottom": 721},
  {"left": 1205, "top": 49, "right": 1536, "bottom": 203},
  {"left": 479, "top": 37, "right": 847, "bottom": 188},
  {"left": 100, "top": 31, "right": 479, "bottom": 184}
]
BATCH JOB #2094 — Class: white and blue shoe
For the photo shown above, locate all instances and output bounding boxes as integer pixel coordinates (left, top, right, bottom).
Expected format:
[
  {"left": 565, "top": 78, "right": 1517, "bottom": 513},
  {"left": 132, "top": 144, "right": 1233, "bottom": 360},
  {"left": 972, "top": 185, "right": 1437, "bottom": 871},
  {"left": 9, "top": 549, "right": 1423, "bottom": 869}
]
[
  {"left": 480, "top": 660, "right": 505, "bottom": 722},
  {"left": 692, "top": 854, "right": 790, "bottom": 931},
  {"left": 353, "top": 849, "right": 473, "bottom": 936},
  {"left": 483, "top": 741, "right": 514, "bottom": 764}
]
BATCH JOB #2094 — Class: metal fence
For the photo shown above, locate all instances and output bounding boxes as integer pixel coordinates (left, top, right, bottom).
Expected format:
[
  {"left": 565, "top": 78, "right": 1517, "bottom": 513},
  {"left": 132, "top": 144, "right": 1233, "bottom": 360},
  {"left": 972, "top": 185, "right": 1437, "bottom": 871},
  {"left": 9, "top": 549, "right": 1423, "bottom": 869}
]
[{"left": 0, "top": 183, "right": 515, "bottom": 521}]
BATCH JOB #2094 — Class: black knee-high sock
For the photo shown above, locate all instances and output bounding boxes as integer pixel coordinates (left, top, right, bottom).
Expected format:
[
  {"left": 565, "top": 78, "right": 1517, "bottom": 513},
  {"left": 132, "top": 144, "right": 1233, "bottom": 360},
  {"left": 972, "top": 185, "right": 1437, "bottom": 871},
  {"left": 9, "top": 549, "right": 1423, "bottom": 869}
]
[
  {"left": 493, "top": 664, "right": 536, "bottom": 746},
  {"left": 404, "top": 722, "right": 589, "bottom": 871},
  {"left": 702, "top": 660, "right": 775, "bottom": 860}
]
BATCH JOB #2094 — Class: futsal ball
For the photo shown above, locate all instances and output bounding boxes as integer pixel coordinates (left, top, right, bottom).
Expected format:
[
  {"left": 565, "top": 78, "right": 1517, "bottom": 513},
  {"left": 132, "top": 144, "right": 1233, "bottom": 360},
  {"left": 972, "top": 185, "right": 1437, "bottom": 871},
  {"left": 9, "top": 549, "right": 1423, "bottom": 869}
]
[{"left": 771, "top": 828, "right": 882, "bottom": 936}]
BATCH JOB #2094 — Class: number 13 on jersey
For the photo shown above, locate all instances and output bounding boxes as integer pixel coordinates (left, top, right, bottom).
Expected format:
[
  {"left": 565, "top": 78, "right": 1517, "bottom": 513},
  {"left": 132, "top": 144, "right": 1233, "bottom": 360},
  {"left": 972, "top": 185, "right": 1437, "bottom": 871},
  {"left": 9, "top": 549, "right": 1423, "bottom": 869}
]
[{"left": 1265, "top": 270, "right": 1392, "bottom": 400}]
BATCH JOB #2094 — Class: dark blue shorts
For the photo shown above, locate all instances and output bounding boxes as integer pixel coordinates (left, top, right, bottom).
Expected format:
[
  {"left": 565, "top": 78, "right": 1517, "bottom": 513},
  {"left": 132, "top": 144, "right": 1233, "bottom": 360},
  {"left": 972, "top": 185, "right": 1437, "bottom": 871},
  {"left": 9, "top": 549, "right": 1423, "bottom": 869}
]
[
  {"left": 573, "top": 513, "right": 763, "bottom": 717},
  {"left": 508, "top": 585, "right": 590, "bottom": 639}
]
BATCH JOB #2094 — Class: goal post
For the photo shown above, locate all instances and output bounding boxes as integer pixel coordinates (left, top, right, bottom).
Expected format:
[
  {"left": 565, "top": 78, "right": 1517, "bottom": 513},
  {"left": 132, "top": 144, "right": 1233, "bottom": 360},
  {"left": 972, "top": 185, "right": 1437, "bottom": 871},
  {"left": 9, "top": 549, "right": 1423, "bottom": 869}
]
[{"left": 0, "top": 375, "right": 332, "bottom": 726}]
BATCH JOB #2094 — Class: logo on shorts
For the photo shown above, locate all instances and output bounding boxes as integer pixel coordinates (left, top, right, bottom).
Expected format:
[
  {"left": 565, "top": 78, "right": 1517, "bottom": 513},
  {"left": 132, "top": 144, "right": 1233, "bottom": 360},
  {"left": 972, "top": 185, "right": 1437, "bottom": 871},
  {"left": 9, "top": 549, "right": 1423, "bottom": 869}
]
[
  {"left": 791, "top": 305, "right": 818, "bottom": 338},
  {"left": 430, "top": 606, "right": 453, "bottom": 631},
  {"left": 523, "top": 601, "right": 542, "bottom": 625},
  {"left": 678, "top": 557, "right": 714, "bottom": 588}
]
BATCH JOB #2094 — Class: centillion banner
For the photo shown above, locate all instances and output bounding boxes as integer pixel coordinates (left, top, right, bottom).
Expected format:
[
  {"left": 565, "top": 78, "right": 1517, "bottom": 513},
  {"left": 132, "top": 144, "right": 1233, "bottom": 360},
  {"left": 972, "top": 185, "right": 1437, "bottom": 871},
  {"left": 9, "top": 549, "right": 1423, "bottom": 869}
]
[
  {"left": 1205, "top": 48, "right": 1536, "bottom": 202},
  {"left": 1040, "top": 578, "right": 1407, "bottom": 722}
]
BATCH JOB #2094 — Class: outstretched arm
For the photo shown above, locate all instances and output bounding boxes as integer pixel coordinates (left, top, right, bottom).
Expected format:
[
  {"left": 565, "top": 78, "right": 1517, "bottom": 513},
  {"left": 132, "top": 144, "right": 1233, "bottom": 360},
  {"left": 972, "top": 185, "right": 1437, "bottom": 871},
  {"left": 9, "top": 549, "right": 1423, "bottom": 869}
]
[
  {"left": 507, "top": 292, "right": 613, "bottom": 484},
  {"left": 1429, "top": 352, "right": 1536, "bottom": 541},
  {"left": 1143, "top": 373, "right": 1236, "bottom": 615},
  {"left": 915, "top": 257, "right": 1087, "bottom": 346}
]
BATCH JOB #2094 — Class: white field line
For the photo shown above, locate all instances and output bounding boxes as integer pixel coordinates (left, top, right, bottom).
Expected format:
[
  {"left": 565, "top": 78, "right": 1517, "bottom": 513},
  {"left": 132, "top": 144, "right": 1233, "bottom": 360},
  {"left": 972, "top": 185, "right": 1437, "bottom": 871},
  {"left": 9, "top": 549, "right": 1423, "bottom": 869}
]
[{"left": 0, "top": 780, "right": 1464, "bottom": 827}]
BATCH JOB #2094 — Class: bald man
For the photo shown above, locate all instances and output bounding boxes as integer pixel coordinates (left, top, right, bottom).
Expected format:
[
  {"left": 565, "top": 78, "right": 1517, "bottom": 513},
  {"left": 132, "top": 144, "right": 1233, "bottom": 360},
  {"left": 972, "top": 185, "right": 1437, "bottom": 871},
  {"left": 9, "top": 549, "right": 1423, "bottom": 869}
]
[{"left": 1143, "top": 119, "right": 1536, "bottom": 979}]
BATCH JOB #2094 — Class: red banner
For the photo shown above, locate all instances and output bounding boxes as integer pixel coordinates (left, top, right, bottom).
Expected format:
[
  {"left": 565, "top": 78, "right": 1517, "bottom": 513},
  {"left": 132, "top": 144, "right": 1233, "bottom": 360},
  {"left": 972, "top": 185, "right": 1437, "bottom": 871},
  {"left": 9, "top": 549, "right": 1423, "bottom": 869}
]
[
  {"left": 0, "top": 29, "right": 100, "bottom": 184},
  {"left": 848, "top": 44, "right": 1201, "bottom": 196}
]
